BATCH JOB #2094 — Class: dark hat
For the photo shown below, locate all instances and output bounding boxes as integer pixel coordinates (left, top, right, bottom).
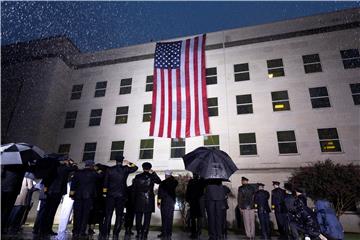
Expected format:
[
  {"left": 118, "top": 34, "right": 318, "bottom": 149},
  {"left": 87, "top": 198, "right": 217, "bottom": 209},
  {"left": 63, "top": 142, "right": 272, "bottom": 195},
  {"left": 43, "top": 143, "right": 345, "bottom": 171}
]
[
  {"left": 115, "top": 155, "right": 124, "bottom": 162},
  {"left": 241, "top": 177, "right": 249, "bottom": 181},
  {"left": 272, "top": 181, "right": 280, "bottom": 185},
  {"left": 257, "top": 183, "right": 265, "bottom": 187},
  {"left": 294, "top": 187, "right": 305, "bottom": 194},
  {"left": 284, "top": 182, "right": 293, "bottom": 192},
  {"left": 84, "top": 160, "right": 95, "bottom": 167},
  {"left": 142, "top": 162, "right": 152, "bottom": 170}
]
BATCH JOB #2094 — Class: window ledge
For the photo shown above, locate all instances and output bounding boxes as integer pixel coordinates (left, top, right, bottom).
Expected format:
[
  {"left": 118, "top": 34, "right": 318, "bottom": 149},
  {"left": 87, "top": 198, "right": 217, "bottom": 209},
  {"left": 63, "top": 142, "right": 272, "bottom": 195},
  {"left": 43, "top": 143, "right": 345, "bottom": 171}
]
[
  {"left": 239, "top": 155, "right": 259, "bottom": 158},
  {"left": 278, "top": 153, "right": 301, "bottom": 156},
  {"left": 321, "top": 151, "right": 345, "bottom": 154}
]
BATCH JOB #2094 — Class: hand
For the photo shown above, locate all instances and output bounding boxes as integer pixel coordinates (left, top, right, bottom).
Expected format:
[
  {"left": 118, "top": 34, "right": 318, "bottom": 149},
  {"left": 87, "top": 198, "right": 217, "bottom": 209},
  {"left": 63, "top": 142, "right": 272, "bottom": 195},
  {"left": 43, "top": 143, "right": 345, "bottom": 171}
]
[
  {"left": 149, "top": 169, "right": 154, "bottom": 174},
  {"left": 123, "top": 160, "right": 130, "bottom": 166},
  {"left": 102, "top": 194, "right": 107, "bottom": 198}
]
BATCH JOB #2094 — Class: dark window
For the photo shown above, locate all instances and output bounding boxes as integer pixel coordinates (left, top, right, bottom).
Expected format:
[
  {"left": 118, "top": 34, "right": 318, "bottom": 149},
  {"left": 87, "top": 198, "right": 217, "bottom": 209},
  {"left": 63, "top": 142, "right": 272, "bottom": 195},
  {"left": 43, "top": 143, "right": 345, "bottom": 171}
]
[
  {"left": 236, "top": 94, "right": 253, "bottom": 114},
  {"left": 64, "top": 111, "right": 77, "bottom": 128},
  {"left": 120, "top": 78, "right": 132, "bottom": 95},
  {"left": 89, "top": 109, "right": 102, "bottom": 126},
  {"left": 71, "top": 84, "right": 83, "bottom": 100},
  {"left": 115, "top": 106, "right": 129, "bottom": 124},
  {"left": 317, "top": 128, "right": 342, "bottom": 152},
  {"left": 110, "top": 141, "right": 125, "bottom": 160},
  {"left": 350, "top": 83, "right": 360, "bottom": 105},
  {"left": 143, "top": 104, "right": 152, "bottom": 122},
  {"left": 204, "top": 135, "right": 220, "bottom": 149},
  {"left": 208, "top": 97, "right": 218, "bottom": 116},
  {"left": 206, "top": 67, "right": 217, "bottom": 85},
  {"left": 340, "top": 49, "right": 360, "bottom": 69},
  {"left": 309, "top": 87, "right": 331, "bottom": 108},
  {"left": 239, "top": 133, "right": 257, "bottom": 155},
  {"left": 267, "top": 58, "right": 285, "bottom": 78},
  {"left": 171, "top": 138, "right": 185, "bottom": 158},
  {"left": 94, "top": 81, "right": 107, "bottom": 97},
  {"left": 83, "top": 142, "right": 97, "bottom": 161},
  {"left": 58, "top": 144, "right": 71, "bottom": 154},
  {"left": 139, "top": 139, "right": 154, "bottom": 159},
  {"left": 271, "top": 91, "right": 290, "bottom": 111},
  {"left": 146, "top": 75, "right": 153, "bottom": 92},
  {"left": 277, "top": 131, "right": 298, "bottom": 154},
  {"left": 303, "top": 54, "right": 322, "bottom": 73},
  {"left": 234, "top": 63, "right": 250, "bottom": 82}
]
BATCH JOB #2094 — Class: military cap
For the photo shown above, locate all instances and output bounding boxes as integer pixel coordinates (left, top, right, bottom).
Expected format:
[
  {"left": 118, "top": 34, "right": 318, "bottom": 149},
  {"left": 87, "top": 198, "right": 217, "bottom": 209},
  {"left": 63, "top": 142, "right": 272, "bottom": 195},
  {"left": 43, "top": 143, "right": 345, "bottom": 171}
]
[
  {"left": 284, "top": 182, "right": 293, "bottom": 192},
  {"left": 272, "top": 181, "right": 280, "bottom": 186},
  {"left": 241, "top": 177, "right": 249, "bottom": 181},
  {"left": 142, "top": 162, "right": 152, "bottom": 170},
  {"left": 294, "top": 187, "right": 305, "bottom": 194},
  {"left": 165, "top": 170, "right": 173, "bottom": 176},
  {"left": 257, "top": 183, "right": 265, "bottom": 187}
]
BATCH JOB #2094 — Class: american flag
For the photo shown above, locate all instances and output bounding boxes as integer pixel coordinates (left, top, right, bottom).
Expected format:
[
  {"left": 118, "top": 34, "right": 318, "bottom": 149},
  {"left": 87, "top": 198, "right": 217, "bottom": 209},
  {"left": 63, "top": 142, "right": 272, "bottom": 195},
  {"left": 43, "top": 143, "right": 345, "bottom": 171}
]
[{"left": 150, "top": 34, "right": 210, "bottom": 138}]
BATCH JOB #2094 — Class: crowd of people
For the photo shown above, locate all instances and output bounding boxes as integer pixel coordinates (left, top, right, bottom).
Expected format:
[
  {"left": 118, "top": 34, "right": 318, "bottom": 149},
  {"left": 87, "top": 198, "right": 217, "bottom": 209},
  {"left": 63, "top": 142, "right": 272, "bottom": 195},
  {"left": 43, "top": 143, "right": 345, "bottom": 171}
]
[{"left": 1, "top": 155, "right": 345, "bottom": 240}]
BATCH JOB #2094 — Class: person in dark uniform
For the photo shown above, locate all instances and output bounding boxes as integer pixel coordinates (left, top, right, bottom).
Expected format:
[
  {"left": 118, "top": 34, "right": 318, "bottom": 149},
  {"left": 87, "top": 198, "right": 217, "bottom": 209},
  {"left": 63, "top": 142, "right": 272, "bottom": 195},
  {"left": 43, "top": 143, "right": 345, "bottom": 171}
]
[
  {"left": 222, "top": 184, "right": 232, "bottom": 239},
  {"left": 237, "top": 177, "right": 256, "bottom": 239},
  {"left": 133, "top": 162, "right": 161, "bottom": 240},
  {"left": 40, "top": 157, "right": 77, "bottom": 236},
  {"left": 124, "top": 182, "right": 135, "bottom": 236},
  {"left": 157, "top": 170, "right": 178, "bottom": 240},
  {"left": 185, "top": 173, "right": 205, "bottom": 239},
  {"left": 254, "top": 183, "right": 271, "bottom": 240},
  {"left": 204, "top": 179, "right": 226, "bottom": 240},
  {"left": 101, "top": 156, "right": 138, "bottom": 239},
  {"left": 69, "top": 160, "right": 102, "bottom": 238},
  {"left": 271, "top": 181, "right": 287, "bottom": 239},
  {"left": 1, "top": 164, "right": 26, "bottom": 234}
]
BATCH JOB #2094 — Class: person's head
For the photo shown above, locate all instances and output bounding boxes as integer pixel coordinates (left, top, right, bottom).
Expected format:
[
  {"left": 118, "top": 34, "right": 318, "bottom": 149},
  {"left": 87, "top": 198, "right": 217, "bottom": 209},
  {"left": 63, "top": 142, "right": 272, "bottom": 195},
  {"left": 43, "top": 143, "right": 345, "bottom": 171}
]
[
  {"left": 115, "top": 155, "right": 124, "bottom": 165},
  {"left": 241, "top": 177, "right": 249, "bottom": 185},
  {"left": 294, "top": 187, "right": 305, "bottom": 196},
  {"left": 165, "top": 170, "right": 173, "bottom": 179},
  {"left": 272, "top": 181, "right": 280, "bottom": 188},
  {"left": 257, "top": 183, "right": 265, "bottom": 190},
  {"left": 284, "top": 182, "right": 293, "bottom": 194},
  {"left": 84, "top": 160, "right": 95, "bottom": 168},
  {"left": 142, "top": 162, "right": 152, "bottom": 172}
]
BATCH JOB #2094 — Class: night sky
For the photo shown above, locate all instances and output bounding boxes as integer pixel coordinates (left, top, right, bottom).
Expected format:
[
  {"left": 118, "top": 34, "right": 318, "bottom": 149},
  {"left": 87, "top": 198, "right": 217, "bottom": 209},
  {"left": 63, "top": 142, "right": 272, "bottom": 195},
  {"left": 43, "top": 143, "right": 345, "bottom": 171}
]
[{"left": 1, "top": 1, "right": 359, "bottom": 53}]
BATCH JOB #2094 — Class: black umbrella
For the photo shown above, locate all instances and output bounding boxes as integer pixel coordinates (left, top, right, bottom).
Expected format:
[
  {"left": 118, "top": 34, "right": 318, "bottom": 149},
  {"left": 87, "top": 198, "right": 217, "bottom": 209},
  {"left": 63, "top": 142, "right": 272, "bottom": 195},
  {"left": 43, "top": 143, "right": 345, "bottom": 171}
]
[
  {"left": 31, "top": 153, "right": 66, "bottom": 179},
  {"left": 183, "top": 147, "right": 238, "bottom": 180},
  {"left": 0, "top": 142, "right": 45, "bottom": 166}
]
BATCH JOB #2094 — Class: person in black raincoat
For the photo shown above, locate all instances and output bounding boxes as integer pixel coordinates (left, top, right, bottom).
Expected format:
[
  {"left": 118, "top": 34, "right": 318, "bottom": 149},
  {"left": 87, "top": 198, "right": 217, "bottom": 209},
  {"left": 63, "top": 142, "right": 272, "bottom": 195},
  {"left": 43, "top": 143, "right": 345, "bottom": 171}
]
[
  {"left": 124, "top": 181, "right": 136, "bottom": 236},
  {"left": 133, "top": 162, "right": 161, "bottom": 240},
  {"left": 254, "top": 183, "right": 271, "bottom": 240},
  {"left": 271, "top": 181, "right": 287, "bottom": 239}
]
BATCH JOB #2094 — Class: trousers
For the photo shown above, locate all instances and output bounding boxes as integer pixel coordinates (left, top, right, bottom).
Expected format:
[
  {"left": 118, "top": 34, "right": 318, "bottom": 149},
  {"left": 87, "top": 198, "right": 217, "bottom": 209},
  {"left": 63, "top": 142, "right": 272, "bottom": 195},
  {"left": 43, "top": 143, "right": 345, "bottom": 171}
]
[{"left": 240, "top": 209, "right": 255, "bottom": 238}]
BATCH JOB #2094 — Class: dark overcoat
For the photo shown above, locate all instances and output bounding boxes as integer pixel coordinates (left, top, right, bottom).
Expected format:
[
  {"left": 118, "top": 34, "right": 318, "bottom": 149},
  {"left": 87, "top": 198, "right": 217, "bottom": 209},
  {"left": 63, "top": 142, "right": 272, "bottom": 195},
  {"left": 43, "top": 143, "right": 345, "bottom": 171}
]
[{"left": 133, "top": 171, "right": 161, "bottom": 213}]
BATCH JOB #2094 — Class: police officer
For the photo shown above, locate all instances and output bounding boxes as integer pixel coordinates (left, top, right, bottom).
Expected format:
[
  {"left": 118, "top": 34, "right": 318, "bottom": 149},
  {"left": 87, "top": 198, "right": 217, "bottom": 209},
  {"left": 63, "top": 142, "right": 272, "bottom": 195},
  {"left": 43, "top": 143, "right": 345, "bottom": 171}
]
[
  {"left": 102, "top": 156, "right": 138, "bottom": 239},
  {"left": 124, "top": 181, "right": 135, "bottom": 236},
  {"left": 237, "top": 177, "right": 256, "bottom": 239},
  {"left": 254, "top": 183, "right": 271, "bottom": 240},
  {"left": 271, "top": 181, "right": 287, "bottom": 239},
  {"left": 157, "top": 170, "right": 178, "bottom": 240},
  {"left": 133, "top": 162, "right": 161, "bottom": 240}
]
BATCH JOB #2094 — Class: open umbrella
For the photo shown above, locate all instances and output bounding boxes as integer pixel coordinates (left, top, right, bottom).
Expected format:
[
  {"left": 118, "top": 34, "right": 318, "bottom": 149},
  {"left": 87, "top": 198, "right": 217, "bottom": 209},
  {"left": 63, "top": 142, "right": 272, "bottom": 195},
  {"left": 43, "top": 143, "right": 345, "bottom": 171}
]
[
  {"left": 0, "top": 143, "right": 45, "bottom": 166},
  {"left": 182, "top": 147, "right": 238, "bottom": 180},
  {"left": 31, "top": 153, "right": 67, "bottom": 179}
]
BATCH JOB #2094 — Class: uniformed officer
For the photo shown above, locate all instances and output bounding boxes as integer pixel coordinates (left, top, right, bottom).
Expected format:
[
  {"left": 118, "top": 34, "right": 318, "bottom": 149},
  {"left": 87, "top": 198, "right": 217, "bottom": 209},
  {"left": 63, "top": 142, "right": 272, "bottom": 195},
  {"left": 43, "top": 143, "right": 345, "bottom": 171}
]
[
  {"left": 294, "top": 187, "right": 307, "bottom": 207},
  {"left": 70, "top": 160, "right": 102, "bottom": 238},
  {"left": 157, "top": 170, "right": 178, "bottom": 240},
  {"left": 124, "top": 182, "right": 135, "bottom": 236},
  {"left": 254, "top": 183, "right": 271, "bottom": 240},
  {"left": 271, "top": 181, "right": 287, "bottom": 239},
  {"left": 237, "top": 177, "right": 256, "bottom": 239},
  {"left": 101, "top": 156, "right": 138, "bottom": 239}
]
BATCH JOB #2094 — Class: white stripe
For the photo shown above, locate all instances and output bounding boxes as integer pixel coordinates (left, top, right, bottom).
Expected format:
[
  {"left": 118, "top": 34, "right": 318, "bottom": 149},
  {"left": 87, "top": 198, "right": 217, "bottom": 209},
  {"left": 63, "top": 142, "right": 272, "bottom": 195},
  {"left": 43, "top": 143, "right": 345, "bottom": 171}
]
[
  {"left": 180, "top": 40, "right": 187, "bottom": 138},
  {"left": 171, "top": 70, "right": 177, "bottom": 138},
  {"left": 1, "top": 152, "right": 23, "bottom": 165},
  {"left": 163, "top": 69, "right": 169, "bottom": 137},
  {"left": 198, "top": 36, "right": 206, "bottom": 134},
  {"left": 154, "top": 68, "right": 162, "bottom": 136},
  {"left": 189, "top": 38, "right": 196, "bottom": 137}
]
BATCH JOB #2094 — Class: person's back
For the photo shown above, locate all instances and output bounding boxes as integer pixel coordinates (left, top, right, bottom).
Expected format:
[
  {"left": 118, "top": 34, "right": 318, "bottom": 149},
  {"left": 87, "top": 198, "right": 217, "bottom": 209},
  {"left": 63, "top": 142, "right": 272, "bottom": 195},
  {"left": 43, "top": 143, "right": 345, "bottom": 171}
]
[
  {"left": 238, "top": 184, "right": 255, "bottom": 209},
  {"left": 254, "top": 189, "right": 270, "bottom": 212},
  {"left": 104, "top": 164, "right": 137, "bottom": 199},
  {"left": 271, "top": 187, "right": 286, "bottom": 213},
  {"left": 71, "top": 168, "right": 100, "bottom": 199},
  {"left": 316, "top": 200, "right": 344, "bottom": 240}
]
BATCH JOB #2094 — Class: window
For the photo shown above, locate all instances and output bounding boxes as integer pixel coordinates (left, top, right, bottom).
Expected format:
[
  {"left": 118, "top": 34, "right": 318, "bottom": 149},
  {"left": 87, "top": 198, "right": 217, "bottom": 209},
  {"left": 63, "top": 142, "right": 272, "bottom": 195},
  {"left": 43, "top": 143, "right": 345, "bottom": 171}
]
[
  {"left": 302, "top": 54, "right": 322, "bottom": 73},
  {"left": 171, "top": 138, "right": 185, "bottom": 158},
  {"left": 64, "top": 111, "right": 77, "bottom": 128},
  {"left": 271, "top": 91, "right": 290, "bottom": 111},
  {"left": 309, "top": 87, "right": 331, "bottom": 108},
  {"left": 239, "top": 133, "right": 257, "bottom": 155},
  {"left": 139, "top": 139, "right": 154, "bottom": 159},
  {"left": 115, "top": 106, "right": 129, "bottom": 124},
  {"left": 350, "top": 83, "right": 360, "bottom": 105},
  {"left": 110, "top": 141, "right": 125, "bottom": 160},
  {"left": 70, "top": 84, "right": 83, "bottom": 100},
  {"left": 277, "top": 131, "right": 298, "bottom": 154},
  {"left": 340, "top": 49, "right": 360, "bottom": 69},
  {"left": 143, "top": 104, "right": 152, "bottom": 122},
  {"left": 58, "top": 144, "right": 71, "bottom": 155},
  {"left": 89, "top": 109, "right": 102, "bottom": 126},
  {"left": 234, "top": 63, "right": 250, "bottom": 81},
  {"left": 206, "top": 67, "right": 217, "bottom": 85},
  {"left": 267, "top": 58, "right": 285, "bottom": 78},
  {"left": 208, "top": 97, "right": 218, "bottom": 117},
  {"left": 317, "top": 128, "right": 342, "bottom": 152},
  {"left": 204, "top": 135, "right": 220, "bottom": 149},
  {"left": 82, "top": 142, "right": 97, "bottom": 161},
  {"left": 120, "top": 78, "right": 132, "bottom": 95},
  {"left": 94, "top": 81, "right": 107, "bottom": 97},
  {"left": 146, "top": 75, "right": 153, "bottom": 92},
  {"left": 236, "top": 94, "right": 253, "bottom": 114}
]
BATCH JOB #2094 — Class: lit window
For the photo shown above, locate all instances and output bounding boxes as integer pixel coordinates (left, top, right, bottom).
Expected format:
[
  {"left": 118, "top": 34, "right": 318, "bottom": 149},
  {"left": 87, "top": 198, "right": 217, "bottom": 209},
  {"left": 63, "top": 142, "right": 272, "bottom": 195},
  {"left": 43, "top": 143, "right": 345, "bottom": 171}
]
[
  {"left": 206, "top": 67, "right": 217, "bottom": 85},
  {"left": 64, "top": 111, "right": 77, "bottom": 128},
  {"left": 89, "top": 109, "right": 102, "bottom": 126},
  {"left": 340, "top": 49, "right": 360, "bottom": 69},
  {"left": 110, "top": 141, "right": 125, "bottom": 160},
  {"left": 234, "top": 63, "right": 250, "bottom": 82},
  {"left": 139, "top": 139, "right": 154, "bottom": 159},
  {"left": 58, "top": 144, "right": 71, "bottom": 155},
  {"left": 271, "top": 91, "right": 290, "bottom": 111},
  {"left": 143, "top": 104, "right": 152, "bottom": 122},
  {"left": 236, "top": 94, "right": 253, "bottom": 114},
  {"left": 171, "top": 138, "right": 185, "bottom": 158},
  {"left": 120, "top": 78, "right": 132, "bottom": 95},
  {"left": 317, "top": 128, "right": 342, "bottom": 152},
  {"left": 207, "top": 97, "right": 218, "bottom": 117},
  {"left": 302, "top": 54, "right": 322, "bottom": 73},
  {"left": 350, "top": 83, "right": 360, "bottom": 105},
  {"left": 83, "top": 142, "right": 97, "bottom": 161},
  {"left": 239, "top": 133, "right": 257, "bottom": 155},
  {"left": 115, "top": 106, "right": 129, "bottom": 124},
  {"left": 277, "top": 131, "right": 298, "bottom": 154},
  {"left": 70, "top": 84, "right": 83, "bottom": 100},
  {"left": 204, "top": 135, "right": 220, "bottom": 150},
  {"left": 146, "top": 75, "right": 153, "bottom": 92},
  {"left": 267, "top": 59, "right": 285, "bottom": 78},
  {"left": 309, "top": 87, "right": 331, "bottom": 108}
]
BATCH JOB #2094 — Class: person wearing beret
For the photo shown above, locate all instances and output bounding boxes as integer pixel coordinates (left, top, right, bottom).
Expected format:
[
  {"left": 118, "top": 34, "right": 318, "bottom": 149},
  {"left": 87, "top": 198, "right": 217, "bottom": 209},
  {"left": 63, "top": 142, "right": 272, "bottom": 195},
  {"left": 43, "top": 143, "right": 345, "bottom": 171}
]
[
  {"left": 101, "top": 156, "right": 138, "bottom": 239},
  {"left": 132, "top": 162, "right": 161, "bottom": 240},
  {"left": 271, "top": 181, "right": 287, "bottom": 239},
  {"left": 254, "top": 183, "right": 271, "bottom": 240},
  {"left": 237, "top": 177, "right": 256, "bottom": 239}
]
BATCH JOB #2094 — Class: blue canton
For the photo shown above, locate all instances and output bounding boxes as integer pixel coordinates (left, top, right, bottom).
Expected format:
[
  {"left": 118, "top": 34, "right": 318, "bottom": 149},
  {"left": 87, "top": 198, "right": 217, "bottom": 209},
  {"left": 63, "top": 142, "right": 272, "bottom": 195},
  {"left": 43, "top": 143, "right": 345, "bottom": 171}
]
[{"left": 154, "top": 41, "right": 182, "bottom": 69}]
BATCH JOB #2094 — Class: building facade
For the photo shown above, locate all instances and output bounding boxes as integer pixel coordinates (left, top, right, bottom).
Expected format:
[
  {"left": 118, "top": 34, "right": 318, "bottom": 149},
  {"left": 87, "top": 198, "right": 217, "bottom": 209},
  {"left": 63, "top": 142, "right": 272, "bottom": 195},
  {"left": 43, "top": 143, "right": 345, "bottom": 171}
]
[{"left": 2, "top": 8, "right": 360, "bottom": 231}]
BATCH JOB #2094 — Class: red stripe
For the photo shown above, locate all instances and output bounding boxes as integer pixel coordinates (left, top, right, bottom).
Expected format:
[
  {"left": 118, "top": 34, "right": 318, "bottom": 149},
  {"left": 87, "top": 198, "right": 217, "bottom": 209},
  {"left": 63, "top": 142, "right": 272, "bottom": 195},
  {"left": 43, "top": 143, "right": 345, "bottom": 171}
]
[
  {"left": 184, "top": 39, "right": 191, "bottom": 138},
  {"left": 158, "top": 69, "right": 165, "bottom": 137},
  {"left": 175, "top": 69, "right": 181, "bottom": 138},
  {"left": 193, "top": 37, "right": 200, "bottom": 136},
  {"left": 201, "top": 35, "right": 210, "bottom": 133},
  {"left": 167, "top": 70, "right": 172, "bottom": 138},
  {"left": 149, "top": 69, "right": 157, "bottom": 136}
]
